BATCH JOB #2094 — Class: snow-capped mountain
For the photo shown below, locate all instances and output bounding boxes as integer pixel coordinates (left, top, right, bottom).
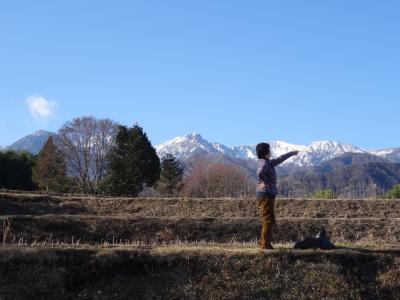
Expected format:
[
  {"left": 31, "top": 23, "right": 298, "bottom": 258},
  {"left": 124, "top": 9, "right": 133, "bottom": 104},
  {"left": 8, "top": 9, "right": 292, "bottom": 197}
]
[
  {"left": 226, "top": 141, "right": 307, "bottom": 161},
  {"left": 290, "top": 141, "right": 365, "bottom": 167},
  {"left": 4, "top": 130, "right": 54, "bottom": 155},
  {"left": 156, "top": 133, "right": 223, "bottom": 160},
  {"left": 156, "top": 134, "right": 306, "bottom": 162},
  {"left": 156, "top": 133, "right": 369, "bottom": 168},
  {"left": 369, "top": 148, "right": 400, "bottom": 163}
]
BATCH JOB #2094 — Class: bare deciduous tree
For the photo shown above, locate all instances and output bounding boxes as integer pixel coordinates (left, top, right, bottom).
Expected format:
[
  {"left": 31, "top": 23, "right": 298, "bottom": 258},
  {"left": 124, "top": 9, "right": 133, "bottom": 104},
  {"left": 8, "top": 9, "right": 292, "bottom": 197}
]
[
  {"left": 56, "top": 116, "right": 118, "bottom": 193},
  {"left": 182, "top": 159, "right": 254, "bottom": 198}
]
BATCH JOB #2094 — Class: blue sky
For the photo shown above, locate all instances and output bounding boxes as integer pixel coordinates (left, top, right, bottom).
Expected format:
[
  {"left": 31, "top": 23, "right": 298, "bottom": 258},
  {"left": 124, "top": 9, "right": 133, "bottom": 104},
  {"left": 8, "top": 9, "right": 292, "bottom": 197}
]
[{"left": 1, "top": 1, "right": 399, "bottom": 149}]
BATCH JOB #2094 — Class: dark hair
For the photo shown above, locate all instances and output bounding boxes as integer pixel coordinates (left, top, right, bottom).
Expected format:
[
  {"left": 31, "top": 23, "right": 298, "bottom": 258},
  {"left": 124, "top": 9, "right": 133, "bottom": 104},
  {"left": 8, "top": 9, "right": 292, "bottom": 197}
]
[{"left": 256, "top": 143, "right": 270, "bottom": 159}]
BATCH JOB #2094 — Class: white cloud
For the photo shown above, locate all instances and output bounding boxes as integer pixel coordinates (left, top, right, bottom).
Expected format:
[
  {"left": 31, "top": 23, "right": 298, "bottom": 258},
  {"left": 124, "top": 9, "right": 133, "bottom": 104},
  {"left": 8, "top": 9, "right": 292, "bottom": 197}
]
[{"left": 26, "top": 95, "right": 57, "bottom": 120}]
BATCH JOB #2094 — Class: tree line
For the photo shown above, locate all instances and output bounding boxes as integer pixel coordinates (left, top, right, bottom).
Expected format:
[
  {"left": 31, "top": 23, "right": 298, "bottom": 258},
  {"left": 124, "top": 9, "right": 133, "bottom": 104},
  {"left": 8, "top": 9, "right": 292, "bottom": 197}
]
[
  {"left": 2, "top": 116, "right": 399, "bottom": 199},
  {"left": 0, "top": 116, "right": 255, "bottom": 198}
]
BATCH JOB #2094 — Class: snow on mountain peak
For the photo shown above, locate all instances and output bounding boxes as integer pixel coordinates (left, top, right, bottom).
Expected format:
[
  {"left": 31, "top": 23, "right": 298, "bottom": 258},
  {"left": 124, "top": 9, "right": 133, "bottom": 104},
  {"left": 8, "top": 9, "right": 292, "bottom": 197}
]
[
  {"left": 292, "top": 140, "right": 366, "bottom": 167},
  {"left": 369, "top": 147, "right": 400, "bottom": 163},
  {"left": 370, "top": 148, "right": 395, "bottom": 156},
  {"left": 270, "top": 141, "right": 307, "bottom": 156},
  {"left": 33, "top": 130, "right": 51, "bottom": 136},
  {"left": 156, "top": 134, "right": 375, "bottom": 167},
  {"left": 156, "top": 133, "right": 220, "bottom": 159}
]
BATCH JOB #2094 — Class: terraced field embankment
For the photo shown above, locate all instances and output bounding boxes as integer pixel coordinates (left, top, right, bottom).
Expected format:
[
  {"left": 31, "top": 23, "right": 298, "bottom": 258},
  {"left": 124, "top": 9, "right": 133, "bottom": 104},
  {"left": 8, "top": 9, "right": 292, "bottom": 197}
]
[
  {"left": 1, "top": 192, "right": 399, "bottom": 245},
  {"left": 2, "top": 215, "right": 400, "bottom": 245},
  {"left": 1, "top": 191, "right": 400, "bottom": 299},
  {"left": 1, "top": 246, "right": 400, "bottom": 299},
  {"left": 2, "top": 192, "right": 400, "bottom": 218}
]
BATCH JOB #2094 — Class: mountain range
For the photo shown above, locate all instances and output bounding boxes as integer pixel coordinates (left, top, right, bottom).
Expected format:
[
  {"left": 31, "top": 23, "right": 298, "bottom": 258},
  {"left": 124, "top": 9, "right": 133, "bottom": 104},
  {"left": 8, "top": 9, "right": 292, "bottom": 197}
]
[
  {"left": 156, "top": 134, "right": 400, "bottom": 195},
  {"left": 3, "top": 130, "right": 400, "bottom": 166},
  {"left": 279, "top": 153, "right": 400, "bottom": 197},
  {"left": 2, "top": 130, "right": 400, "bottom": 195},
  {"left": 0, "top": 130, "right": 400, "bottom": 167},
  {"left": 155, "top": 132, "right": 400, "bottom": 165}
]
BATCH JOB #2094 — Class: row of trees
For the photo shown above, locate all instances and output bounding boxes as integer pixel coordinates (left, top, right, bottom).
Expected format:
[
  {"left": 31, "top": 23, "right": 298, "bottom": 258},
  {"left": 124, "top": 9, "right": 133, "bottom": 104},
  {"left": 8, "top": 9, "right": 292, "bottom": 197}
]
[
  {"left": 2, "top": 115, "right": 400, "bottom": 198},
  {"left": 32, "top": 117, "right": 163, "bottom": 196},
  {"left": 1, "top": 119, "right": 256, "bottom": 198},
  {"left": 27, "top": 116, "right": 255, "bottom": 197},
  {"left": 278, "top": 182, "right": 398, "bottom": 199}
]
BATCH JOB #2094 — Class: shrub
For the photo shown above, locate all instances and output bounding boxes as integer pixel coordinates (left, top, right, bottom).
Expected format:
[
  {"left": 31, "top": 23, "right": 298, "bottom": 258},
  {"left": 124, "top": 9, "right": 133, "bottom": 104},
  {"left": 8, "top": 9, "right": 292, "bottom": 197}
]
[
  {"left": 383, "top": 184, "right": 400, "bottom": 199},
  {"left": 311, "top": 188, "right": 336, "bottom": 199}
]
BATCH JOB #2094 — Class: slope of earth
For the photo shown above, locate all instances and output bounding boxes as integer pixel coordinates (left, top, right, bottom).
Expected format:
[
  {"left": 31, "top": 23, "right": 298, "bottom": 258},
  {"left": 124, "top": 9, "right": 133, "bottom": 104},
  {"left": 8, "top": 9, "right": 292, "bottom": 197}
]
[
  {"left": 2, "top": 192, "right": 400, "bottom": 218},
  {"left": 2, "top": 215, "right": 400, "bottom": 245},
  {"left": 1, "top": 191, "right": 400, "bottom": 299},
  {"left": 0, "top": 247, "right": 399, "bottom": 299}
]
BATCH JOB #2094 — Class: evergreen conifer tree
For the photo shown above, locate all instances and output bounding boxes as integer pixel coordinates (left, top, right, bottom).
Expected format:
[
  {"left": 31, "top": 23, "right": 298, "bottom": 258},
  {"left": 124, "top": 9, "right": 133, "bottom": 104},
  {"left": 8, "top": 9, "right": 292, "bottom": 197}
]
[
  {"left": 33, "top": 136, "right": 67, "bottom": 192},
  {"left": 158, "top": 154, "right": 183, "bottom": 197},
  {"left": 105, "top": 124, "right": 161, "bottom": 197},
  {"left": 0, "top": 151, "right": 36, "bottom": 190}
]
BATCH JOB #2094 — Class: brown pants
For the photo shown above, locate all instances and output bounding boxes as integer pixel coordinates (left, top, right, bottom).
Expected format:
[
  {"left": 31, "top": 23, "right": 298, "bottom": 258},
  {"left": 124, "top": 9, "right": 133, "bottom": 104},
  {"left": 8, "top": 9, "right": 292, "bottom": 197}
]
[{"left": 256, "top": 195, "right": 276, "bottom": 249}]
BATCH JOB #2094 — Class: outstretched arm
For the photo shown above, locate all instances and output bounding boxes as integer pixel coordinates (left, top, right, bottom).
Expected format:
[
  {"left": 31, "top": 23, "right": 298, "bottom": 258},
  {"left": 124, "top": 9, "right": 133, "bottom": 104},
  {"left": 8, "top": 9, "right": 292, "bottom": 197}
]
[{"left": 270, "top": 151, "right": 299, "bottom": 167}]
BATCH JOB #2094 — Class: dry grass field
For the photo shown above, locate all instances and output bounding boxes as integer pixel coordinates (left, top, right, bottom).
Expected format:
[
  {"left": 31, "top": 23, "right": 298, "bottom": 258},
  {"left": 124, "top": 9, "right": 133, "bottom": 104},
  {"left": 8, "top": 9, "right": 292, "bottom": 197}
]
[{"left": 1, "top": 191, "right": 400, "bottom": 299}]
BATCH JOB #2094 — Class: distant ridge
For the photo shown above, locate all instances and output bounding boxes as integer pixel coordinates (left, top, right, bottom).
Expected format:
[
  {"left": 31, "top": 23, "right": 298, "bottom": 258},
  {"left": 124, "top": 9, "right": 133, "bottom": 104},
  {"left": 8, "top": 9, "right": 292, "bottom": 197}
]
[{"left": 4, "top": 130, "right": 54, "bottom": 155}]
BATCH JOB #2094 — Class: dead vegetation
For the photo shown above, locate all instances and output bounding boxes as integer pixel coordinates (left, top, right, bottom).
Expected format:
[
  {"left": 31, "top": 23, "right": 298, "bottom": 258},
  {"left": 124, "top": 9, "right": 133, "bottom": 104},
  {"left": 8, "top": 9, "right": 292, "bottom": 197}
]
[
  {"left": 1, "top": 215, "right": 400, "bottom": 245},
  {"left": 1, "top": 191, "right": 400, "bottom": 246},
  {"left": 0, "top": 247, "right": 399, "bottom": 299},
  {"left": 1, "top": 192, "right": 400, "bottom": 218},
  {"left": 0, "top": 191, "right": 400, "bottom": 299}
]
